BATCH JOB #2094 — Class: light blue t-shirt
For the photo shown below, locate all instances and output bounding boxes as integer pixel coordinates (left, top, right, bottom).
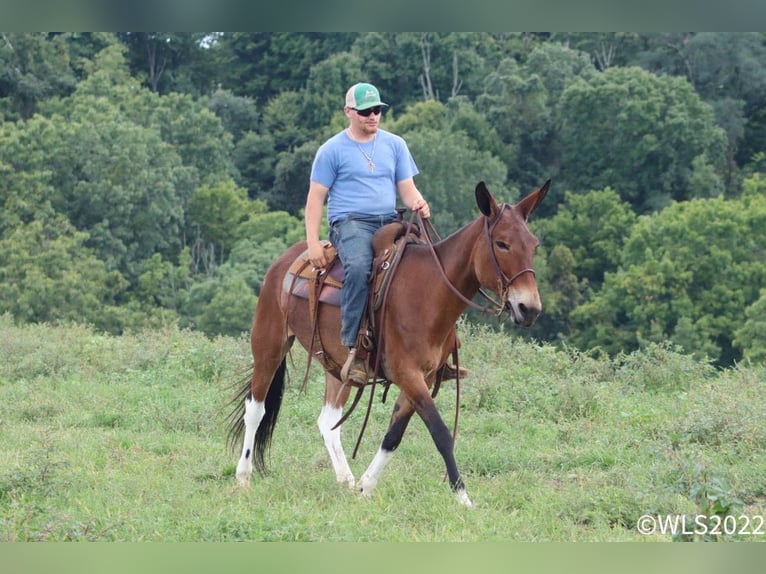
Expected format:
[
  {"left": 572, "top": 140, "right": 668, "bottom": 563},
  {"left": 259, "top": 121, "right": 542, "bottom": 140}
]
[{"left": 310, "top": 128, "right": 419, "bottom": 225}]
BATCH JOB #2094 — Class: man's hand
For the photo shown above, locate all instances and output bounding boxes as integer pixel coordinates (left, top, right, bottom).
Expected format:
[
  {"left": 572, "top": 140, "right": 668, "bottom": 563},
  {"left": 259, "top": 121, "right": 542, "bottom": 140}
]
[
  {"left": 412, "top": 197, "right": 430, "bottom": 219},
  {"left": 307, "top": 240, "right": 328, "bottom": 269}
]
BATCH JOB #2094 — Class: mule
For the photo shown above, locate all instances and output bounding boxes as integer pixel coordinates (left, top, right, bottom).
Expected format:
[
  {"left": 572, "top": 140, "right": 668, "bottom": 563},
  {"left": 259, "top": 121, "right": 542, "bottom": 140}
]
[{"left": 228, "top": 179, "right": 550, "bottom": 507}]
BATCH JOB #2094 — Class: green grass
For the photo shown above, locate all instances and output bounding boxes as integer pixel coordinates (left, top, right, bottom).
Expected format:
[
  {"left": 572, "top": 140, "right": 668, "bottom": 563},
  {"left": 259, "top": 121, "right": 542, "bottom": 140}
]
[{"left": 1, "top": 315, "right": 764, "bottom": 541}]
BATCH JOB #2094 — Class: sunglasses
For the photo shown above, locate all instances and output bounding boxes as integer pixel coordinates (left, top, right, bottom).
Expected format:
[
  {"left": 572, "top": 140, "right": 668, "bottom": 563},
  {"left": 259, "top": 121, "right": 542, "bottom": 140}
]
[{"left": 354, "top": 106, "right": 383, "bottom": 117}]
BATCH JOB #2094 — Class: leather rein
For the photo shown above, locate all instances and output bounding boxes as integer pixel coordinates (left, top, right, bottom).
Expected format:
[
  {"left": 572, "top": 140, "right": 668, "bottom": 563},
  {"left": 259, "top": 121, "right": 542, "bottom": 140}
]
[{"left": 418, "top": 206, "right": 535, "bottom": 316}]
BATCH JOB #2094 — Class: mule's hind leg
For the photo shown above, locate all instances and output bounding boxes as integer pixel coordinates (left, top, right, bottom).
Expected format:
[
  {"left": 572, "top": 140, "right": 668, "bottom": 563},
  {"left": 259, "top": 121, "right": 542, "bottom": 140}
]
[
  {"left": 236, "top": 393, "right": 265, "bottom": 487},
  {"left": 235, "top": 305, "right": 293, "bottom": 487},
  {"left": 359, "top": 391, "right": 415, "bottom": 497},
  {"left": 317, "top": 372, "right": 355, "bottom": 488}
]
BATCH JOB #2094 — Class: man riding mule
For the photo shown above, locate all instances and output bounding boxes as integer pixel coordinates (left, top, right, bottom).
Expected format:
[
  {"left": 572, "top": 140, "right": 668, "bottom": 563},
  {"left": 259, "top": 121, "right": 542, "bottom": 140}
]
[
  {"left": 305, "top": 82, "right": 430, "bottom": 386},
  {"left": 229, "top": 82, "right": 550, "bottom": 506}
]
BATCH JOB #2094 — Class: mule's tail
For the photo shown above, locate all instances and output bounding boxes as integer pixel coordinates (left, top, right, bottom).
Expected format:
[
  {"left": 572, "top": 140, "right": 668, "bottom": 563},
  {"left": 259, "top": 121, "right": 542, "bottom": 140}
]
[{"left": 226, "top": 358, "right": 287, "bottom": 474}]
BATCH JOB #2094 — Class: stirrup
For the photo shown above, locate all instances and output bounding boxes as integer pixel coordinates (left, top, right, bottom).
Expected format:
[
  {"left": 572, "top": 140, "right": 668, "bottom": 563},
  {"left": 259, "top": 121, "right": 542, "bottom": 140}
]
[{"left": 341, "top": 348, "right": 369, "bottom": 386}]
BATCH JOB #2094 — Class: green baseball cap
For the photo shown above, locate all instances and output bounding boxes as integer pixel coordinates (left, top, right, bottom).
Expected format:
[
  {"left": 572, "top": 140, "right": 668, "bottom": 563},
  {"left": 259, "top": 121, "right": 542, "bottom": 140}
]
[{"left": 345, "top": 83, "right": 388, "bottom": 110}]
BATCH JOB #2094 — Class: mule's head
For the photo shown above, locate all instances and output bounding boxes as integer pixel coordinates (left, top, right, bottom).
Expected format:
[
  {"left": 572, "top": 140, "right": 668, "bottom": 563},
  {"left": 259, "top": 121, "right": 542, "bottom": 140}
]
[{"left": 474, "top": 179, "right": 550, "bottom": 326}]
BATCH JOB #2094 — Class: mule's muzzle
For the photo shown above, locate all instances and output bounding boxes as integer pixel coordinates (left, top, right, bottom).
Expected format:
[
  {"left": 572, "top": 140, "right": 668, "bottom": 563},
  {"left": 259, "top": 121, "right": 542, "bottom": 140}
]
[{"left": 506, "top": 298, "right": 541, "bottom": 327}]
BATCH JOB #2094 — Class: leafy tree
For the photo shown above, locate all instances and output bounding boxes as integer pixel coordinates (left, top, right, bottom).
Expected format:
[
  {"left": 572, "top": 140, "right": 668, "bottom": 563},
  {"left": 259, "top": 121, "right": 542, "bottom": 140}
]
[
  {"left": 547, "top": 33, "right": 633, "bottom": 70},
  {"left": 56, "top": 44, "right": 234, "bottom": 189},
  {"left": 475, "top": 52, "right": 575, "bottom": 195},
  {"left": 261, "top": 90, "right": 314, "bottom": 155},
  {"left": 638, "top": 33, "right": 766, "bottom": 115},
  {"left": 444, "top": 96, "right": 506, "bottom": 161},
  {"left": 216, "top": 33, "right": 357, "bottom": 102},
  {"left": 739, "top": 107, "right": 766, "bottom": 171},
  {"left": 187, "top": 179, "right": 261, "bottom": 273},
  {"left": 136, "top": 90, "right": 235, "bottom": 188},
  {"left": 524, "top": 41, "right": 597, "bottom": 103},
  {"left": 533, "top": 187, "right": 637, "bottom": 288},
  {"left": 732, "top": 174, "right": 766, "bottom": 362},
  {"left": 233, "top": 210, "right": 304, "bottom": 247},
  {"left": 558, "top": 66, "right": 728, "bottom": 213},
  {"left": 411, "top": 33, "right": 491, "bottom": 102},
  {"left": 31, "top": 44, "right": 234, "bottom": 277},
  {"left": 182, "top": 206, "right": 301, "bottom": 336},
  {"left": 0, "top": 215, "right": 126, "bottom": 330},
  {"left": 267, "top": 140, "right": 320, "bottom": 216},
  {"left": 181, "top": 212, "right": 301, "bottom": 337},
  {"left": 223, "top": 237, "right": 291, "bottom": 295},
  {"left": 58, "top": 32, "right": 117, "bottom": 80},
  {"left": 349, "top": 33, "right": 426, "bottom": 111},
  {"left": 117, "top": 32, "right": 219, "bottom": 95},
  {"left": 183, "top": 274, "right": 257, "bottom": 337},
  {"left": 570, "top": 191, "right": 766, "bottom": 364},
  {"left": 232, "top": 131, "right": 278, "bottom": 198},
  {"left": 0, "top": 32, "right": 78, "bottom": 120},
  {"left": 206, "top": 88, "right": 260, "bottom": 140},
  {"left": 303, "top": 51, "right": 364, "bottom": 134},
  {"left": 402, "top": 127, "right": 509, "bottom": 232},
  {"left": 530, "top": 244, "right": 584, "bottom": 342},
  {"left": 9, "top": 110, "right": 188, "bottom": 276},
  {"left": 385, "top": 99, "right": 448, "bottom": 133},
  {"left": 0, "top": 155, "right": 57, "bottom": 233},
  {"left": 635, "top": 33, "right": 766, "bottom": 193},
  {"left": 528, "top": 187, "right": 637, "bottom": 342},
  {"left": 133, "top": 251, "right": 191, "bottom": 312},
  {"left": 734, "top": 290, "right": 766, "bottom": 363},
  {"left": 475, "top": 58, "right": 536, "bottom": 173},
  {"left": 352, "top": 33, "right": 504, "bottom": 109}
]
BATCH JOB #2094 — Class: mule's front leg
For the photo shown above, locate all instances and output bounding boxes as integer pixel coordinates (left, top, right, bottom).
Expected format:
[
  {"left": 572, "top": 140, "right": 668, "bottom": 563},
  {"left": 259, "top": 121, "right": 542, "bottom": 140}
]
[
  {"left": 235, "top": 394, "right": 265, "bottom": 487},
  {"left": 359, "top": 394, "right": 414, "bottom": 497},
  {"left": 415, "top": 395, "right": 473, "bottom": 508}
]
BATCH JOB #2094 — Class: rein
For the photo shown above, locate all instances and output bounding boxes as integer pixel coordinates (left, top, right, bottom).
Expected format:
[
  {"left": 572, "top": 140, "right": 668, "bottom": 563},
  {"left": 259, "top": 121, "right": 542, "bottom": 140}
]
[{"left": 418, "top": 207, "right": 535, "bottom": 316}]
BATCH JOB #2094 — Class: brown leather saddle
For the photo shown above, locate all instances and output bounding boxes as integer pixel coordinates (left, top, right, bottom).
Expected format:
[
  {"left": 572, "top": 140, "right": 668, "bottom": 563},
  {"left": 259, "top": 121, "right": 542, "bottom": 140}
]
[
  {"left": 282, "top": 221, "right": 420, "bottom": 380},
  {"left": 283, "top": 241, "right": 344, "bottom": 307},
  {"left": 283, "top": 221, "right": 417, "bottom": 312}
]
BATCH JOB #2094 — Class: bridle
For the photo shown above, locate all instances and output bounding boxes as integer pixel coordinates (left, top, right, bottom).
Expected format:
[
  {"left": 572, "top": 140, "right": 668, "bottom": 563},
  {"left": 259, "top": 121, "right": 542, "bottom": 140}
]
[
  {"left": 417, "top": 207, "right": 535, "bottom": 317},
  {"left": 483, "top": 204, "right": 536, "bottom": 303}
]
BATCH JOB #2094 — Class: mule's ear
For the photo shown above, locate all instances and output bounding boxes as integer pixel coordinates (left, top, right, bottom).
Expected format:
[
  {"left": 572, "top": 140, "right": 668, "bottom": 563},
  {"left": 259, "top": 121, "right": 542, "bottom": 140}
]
[
  {"left": 475, "top": 181, "right": 498, "bottom": 217},
  {"left": 517, "top": 178, "right": 551, "bottom": 220}
]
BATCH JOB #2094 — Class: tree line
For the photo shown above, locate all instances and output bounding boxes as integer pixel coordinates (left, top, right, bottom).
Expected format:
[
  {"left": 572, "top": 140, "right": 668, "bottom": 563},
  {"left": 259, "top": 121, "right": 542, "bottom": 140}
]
[{"left": 1, "top": 32, "right": 765, "bottom": 365}]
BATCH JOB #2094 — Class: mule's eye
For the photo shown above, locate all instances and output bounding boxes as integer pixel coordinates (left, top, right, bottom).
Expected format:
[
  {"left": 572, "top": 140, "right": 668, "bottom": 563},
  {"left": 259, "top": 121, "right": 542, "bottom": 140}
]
[{"left": 495, "top": 241, "right": 510, "bottom": 251}]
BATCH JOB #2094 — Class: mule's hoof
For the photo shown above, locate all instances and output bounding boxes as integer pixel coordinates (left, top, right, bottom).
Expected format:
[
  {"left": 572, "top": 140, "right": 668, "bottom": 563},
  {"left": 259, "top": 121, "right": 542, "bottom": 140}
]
[
  {"left": 338, "top": 474, "right": 356, "bottom": 489},
  {"left": 456, "top": 488, "right": 474, "bottom": 508},
  {"left": 235, "top": 466, "right": 252, "bottom": 488},
  {"left": 358, "top": 475, "right": 377, "bottom": 498}
]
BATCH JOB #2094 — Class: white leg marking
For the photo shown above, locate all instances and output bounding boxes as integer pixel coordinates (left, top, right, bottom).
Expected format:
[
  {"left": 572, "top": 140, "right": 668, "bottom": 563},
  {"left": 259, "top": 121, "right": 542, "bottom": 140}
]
[
  {"left": 455, "top": 487, "right": 474, "bottom": 508},
  {"left": 317, "top": 403, "right": 355, "bottom": 488},
  {"left": 359, "top": 447, "right": 394, "bottom": 497},
  {"left": 236, "top": 396, "right": 265, "bottom": 487}
]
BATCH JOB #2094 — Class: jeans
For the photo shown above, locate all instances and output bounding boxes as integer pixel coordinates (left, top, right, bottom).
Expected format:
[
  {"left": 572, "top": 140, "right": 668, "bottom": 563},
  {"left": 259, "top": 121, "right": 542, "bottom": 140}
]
[{"left": 329, "top": 214, "right": 396, "bottom": 347}]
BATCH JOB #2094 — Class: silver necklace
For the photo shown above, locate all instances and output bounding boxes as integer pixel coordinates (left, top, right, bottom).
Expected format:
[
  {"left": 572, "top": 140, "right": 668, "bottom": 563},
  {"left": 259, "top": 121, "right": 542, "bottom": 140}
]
[{"left": 355, "top": 134, "right": 377, "bottom": 173}]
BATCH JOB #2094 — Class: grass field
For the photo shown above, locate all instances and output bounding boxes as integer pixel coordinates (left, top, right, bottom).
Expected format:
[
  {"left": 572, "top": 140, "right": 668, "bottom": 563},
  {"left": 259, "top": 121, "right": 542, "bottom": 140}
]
[{"left": 1, "top": 314, "right": 764, "bottom": 542}]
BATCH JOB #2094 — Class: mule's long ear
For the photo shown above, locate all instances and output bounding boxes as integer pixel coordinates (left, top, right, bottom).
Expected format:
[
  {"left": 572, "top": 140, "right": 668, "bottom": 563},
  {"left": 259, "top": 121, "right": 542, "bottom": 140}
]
[
  {"left": 517, "top": 178, "right": 551, "bottom": 220},
  {"left": 475, "top": 181, "right": 499, "bottom": 217}
]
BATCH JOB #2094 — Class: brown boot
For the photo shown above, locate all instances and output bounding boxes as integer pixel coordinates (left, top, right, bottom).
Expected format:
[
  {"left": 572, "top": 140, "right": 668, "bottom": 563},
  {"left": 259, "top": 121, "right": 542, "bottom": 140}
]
[{"left": 340, "top": 347, "right": 368, "bottom": 386}]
